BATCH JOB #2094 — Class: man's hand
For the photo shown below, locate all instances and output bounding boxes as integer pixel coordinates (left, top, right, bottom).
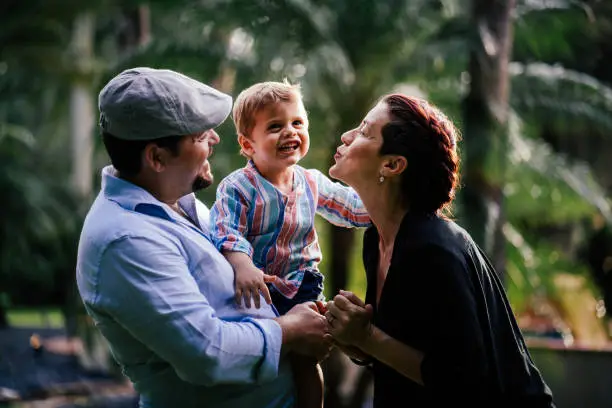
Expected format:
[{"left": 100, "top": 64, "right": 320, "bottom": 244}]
[
  {"left": 277, "top": 302, "right": 333, "bottom": 362},
  {"left": 225, "top": 251, "right": 277, "bottom": 309}
]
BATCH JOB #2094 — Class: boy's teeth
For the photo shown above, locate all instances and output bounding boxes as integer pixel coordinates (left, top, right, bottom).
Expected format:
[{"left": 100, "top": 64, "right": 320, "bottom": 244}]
[{"left": 279, "top": 142, "right": 298, "bottom": 151}]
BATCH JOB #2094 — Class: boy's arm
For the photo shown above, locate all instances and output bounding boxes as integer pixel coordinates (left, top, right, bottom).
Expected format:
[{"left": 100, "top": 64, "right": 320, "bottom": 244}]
[
  {"left": 210, "top": 177, "right": 254, "bottom": 257},
  {"left": 210, "top": 177, "right": 275, "bottom": 309},
  {"left": 309, "top": 169, "right": 371, "bottom": 228},
  {"left": 224, "top": 251, "right": 277, "bottom": 308}
]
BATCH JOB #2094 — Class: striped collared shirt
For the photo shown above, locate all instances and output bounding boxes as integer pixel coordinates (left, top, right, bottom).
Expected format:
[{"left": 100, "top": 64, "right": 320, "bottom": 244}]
[{"left": 210, "top": 161, "right": 371, "bottom": 299}]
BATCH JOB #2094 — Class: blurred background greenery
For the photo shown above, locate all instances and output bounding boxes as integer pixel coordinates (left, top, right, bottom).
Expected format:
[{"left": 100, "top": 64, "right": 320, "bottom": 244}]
[{"left": 3, "top": 0, "right": 612, "bottom": 406}]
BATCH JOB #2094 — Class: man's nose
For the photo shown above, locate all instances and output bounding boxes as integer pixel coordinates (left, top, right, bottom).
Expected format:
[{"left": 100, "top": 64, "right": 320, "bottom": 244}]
[{"left": 209, "top": 130, "right": 220, "bottom": 145}]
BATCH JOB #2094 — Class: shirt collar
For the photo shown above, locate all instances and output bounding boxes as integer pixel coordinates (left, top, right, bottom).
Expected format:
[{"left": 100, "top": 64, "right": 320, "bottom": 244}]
[
  {"left": 101, "top": 165, "right": 198, "bottom": 223},
  {"left": 244, "top": 160, "right": 305, "bottom": 196}
]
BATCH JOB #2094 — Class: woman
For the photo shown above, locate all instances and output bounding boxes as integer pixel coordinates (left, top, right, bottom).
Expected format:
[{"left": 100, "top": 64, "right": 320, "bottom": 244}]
[{"left": 325, "top": 94, "right": 556, "bottom": 407}]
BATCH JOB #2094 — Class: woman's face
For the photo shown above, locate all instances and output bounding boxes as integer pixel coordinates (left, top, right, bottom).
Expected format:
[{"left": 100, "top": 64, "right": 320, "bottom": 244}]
[{"left": 329, "top": 102, "right": 390, "bottom": 188}]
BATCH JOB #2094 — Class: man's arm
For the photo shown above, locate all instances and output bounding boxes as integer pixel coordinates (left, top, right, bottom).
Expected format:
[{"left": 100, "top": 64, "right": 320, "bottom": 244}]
[{"left": 96, "top": 235, "right": 281, "bottom": 386}]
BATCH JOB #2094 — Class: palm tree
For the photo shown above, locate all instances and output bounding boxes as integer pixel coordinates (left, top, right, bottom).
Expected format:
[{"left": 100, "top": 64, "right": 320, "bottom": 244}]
[{"left": 460, "top": 0, "right": 516, "bottom": 275}]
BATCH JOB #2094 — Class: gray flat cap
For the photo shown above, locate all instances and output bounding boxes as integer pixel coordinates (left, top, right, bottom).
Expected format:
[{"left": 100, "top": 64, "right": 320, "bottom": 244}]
[{"left": 99, "top": 67, "right": 232, "bottom": 140}]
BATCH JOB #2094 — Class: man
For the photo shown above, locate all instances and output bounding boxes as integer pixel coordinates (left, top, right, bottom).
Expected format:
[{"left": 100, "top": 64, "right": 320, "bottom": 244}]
[{"left": 76, "top": 67, "right": 330, "bottom": 407}]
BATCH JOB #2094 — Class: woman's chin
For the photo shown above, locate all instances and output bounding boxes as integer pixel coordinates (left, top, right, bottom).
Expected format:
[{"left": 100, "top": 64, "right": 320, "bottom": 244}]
[
  {"left": 328, "top": 165, "right": 338, "bottom": 179},
  {"left": 328, "top": 167, "right": 345, "bottom": 183}
]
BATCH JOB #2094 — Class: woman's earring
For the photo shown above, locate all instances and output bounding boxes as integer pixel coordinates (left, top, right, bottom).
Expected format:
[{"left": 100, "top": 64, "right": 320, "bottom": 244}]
[{"left": 378, "top": 174, "right": 385, "bottom": 184}]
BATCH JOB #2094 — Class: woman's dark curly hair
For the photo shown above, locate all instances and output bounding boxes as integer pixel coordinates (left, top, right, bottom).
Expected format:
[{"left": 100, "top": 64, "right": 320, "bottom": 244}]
[{"left": 379, "top": 94, "right": 461, "bottom": 216}]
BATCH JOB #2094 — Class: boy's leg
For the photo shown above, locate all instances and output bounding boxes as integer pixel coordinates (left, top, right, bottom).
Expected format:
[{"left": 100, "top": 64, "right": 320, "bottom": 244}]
[
  {"left": 290, "top": 353, "right": 324, "bottom": 408},
  {"left": 269, "top": 271, "right": 326, "bottom": 408}
]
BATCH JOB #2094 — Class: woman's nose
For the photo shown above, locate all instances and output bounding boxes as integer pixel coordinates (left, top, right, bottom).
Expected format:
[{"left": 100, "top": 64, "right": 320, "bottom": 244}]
[{"left": 340, "top": 130, "right": 353, "bottom": 145}]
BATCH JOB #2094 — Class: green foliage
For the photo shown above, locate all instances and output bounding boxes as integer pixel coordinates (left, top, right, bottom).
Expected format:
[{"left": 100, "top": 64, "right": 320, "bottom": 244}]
[
  {"left": 0, "top": 3, "right": 87, "bottom": 307},
  {"left": 7, "top": 308, "right": 64, "bottom": 328},
  {"left": 1, "top": 0, "right": 611, "bottom": 334},
  {"left": 504, "top": 221, "right": 594, "bottom": 313},
  {"left": 506, "top": 113, "right": 611, "bottom": 225},
  {"left": 0, "top": 128, "right": 82, "bottom": 306},
  {"left": 506, "top": 165, "right": 597, "bottom": 225},
  {"left": 514, "top": 6, "right": 597, "bottom": 64},
  {"left": 510, "top": 62, "right": 612, "bottom": 135}
]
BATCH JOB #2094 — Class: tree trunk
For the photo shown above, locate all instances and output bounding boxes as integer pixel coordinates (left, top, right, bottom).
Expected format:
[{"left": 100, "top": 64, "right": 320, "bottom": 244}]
[
  {"left": 328, "top": 226, "right": 355, "bottom": 296},
  {"left": 0, "top": 304, "right": 8, "bottom": 328},
  {"left": 323, "top": 103, "right": 370, "bottom": 408},
  {"left": 65, "top": 13, "right": 95, "bottom": 342},
  {"left": 68, "top": 12, "right": 104, "bottom": 370},
  {"left": 323, "top": 164, "right": 358, "bottom": 408},
  {"left": 118, "top": 6, "right": 151, "bottom": 51},
  {"left": 460, "top": 0, "right": 515, "bottom": 278},
  {"left": 72, "top": 8, "right": 151, "bottom": 374}
]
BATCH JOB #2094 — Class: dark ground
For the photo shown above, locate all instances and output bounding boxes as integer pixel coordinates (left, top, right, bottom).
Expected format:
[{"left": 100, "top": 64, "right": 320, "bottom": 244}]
[
  {"left": 1, "top": 327, "right": 374, "bottom": 408},
  {"left": 0, "top": 327, "right": 138, "bottom": 407}
]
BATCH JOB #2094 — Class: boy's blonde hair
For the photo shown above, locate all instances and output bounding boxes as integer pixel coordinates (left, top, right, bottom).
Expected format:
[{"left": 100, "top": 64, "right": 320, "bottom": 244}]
[{"left": 232, "top": 80, "right": 303, "bottom": 156}]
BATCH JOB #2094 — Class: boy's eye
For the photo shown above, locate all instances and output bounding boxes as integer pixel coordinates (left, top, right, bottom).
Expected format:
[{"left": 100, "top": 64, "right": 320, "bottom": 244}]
[
  {"left": 293, "top": 120, "right": 303, "bottom": 127},
  {"left": 268, "top": 124, "right": 281, "bottom": 131}
]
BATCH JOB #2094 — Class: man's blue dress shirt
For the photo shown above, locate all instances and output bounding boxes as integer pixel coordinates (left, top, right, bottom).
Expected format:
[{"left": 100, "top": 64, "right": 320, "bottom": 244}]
[{"left": 76, "top": 166, "right": 295, "bottom": 407}]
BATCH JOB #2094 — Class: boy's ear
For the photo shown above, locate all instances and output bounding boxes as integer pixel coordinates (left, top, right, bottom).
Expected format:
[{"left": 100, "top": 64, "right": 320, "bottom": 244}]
[
  {"left": 142, "top": 143, "right": 169, "bottom": 173},
  {"left": 238, "top": 134, "right": 255, "bottom": 157},
  {"left": 381, "top": 155, "right": 407, "bottom": 178}
]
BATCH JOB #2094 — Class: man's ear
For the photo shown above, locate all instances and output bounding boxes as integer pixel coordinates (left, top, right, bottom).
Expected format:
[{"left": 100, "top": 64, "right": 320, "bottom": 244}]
[
  {"left": 142, "top": 143, "right": 169, "bottom": 173},
  {"left": 238, "top": 134, "right": 255, "bottom": 157},
  {"left": 381, "top": 156, "right": 407, "bottom": 178}
]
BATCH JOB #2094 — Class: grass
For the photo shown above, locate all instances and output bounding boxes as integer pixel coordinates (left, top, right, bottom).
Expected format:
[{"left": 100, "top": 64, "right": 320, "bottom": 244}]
[{"left": 7, "top": 308, "right": 64, "bottom": 329}]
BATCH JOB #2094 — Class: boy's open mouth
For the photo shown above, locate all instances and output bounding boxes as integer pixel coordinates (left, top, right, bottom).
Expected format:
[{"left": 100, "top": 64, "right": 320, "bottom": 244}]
[{"left": 278, "top": 141, "right": 300, "bottom": 152}]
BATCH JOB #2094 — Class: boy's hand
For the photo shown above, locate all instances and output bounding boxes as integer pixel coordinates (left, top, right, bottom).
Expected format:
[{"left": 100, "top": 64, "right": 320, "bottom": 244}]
[
  {"left": 235, "top": 264, "right": 277, "bottom": 309},
  {"left": 224, "top": 251, "right": 278, "bottom": 309}
]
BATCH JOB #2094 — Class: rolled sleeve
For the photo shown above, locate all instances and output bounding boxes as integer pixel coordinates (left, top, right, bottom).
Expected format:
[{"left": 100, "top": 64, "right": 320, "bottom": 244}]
[{"left": 243, "top": 317, "right": 283, "bottom": 383}]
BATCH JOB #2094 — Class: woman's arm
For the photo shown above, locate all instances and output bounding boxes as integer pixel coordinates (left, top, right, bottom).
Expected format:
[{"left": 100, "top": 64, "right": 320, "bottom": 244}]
[
  {"left": 359, "top": 325, "right": 424, "bottom": 384},
  {"left": 335, "top": 342, "right": 373, "bottom": 365},
  {"left": 326, "top": 291, "right": 424, "bottom": 383},
  {"left": 328, "top": 246, "right": 492, "bottom": 402}
]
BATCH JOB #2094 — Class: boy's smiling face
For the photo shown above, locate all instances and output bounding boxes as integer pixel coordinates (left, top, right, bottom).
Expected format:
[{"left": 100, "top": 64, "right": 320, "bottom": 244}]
[{"left": 239, "top": 96, "right": 310, "bottom": 174}]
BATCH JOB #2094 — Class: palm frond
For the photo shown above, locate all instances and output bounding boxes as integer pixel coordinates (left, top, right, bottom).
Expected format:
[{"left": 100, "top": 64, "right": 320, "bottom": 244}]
[
  {"left": 510, "top": 62, "right": 612, "bottom": 133},
  {"left": 0, "top": 123, "right": 35, "bottom": 147},
  {"left": 515, "top": 0, "right": 591, "bottom": 16},
  {"left": 504, "top": 222, "right": 541, "bottom": 289},
  {"left": 507, "top": 111, "right": 612, "bottom": 223}
]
